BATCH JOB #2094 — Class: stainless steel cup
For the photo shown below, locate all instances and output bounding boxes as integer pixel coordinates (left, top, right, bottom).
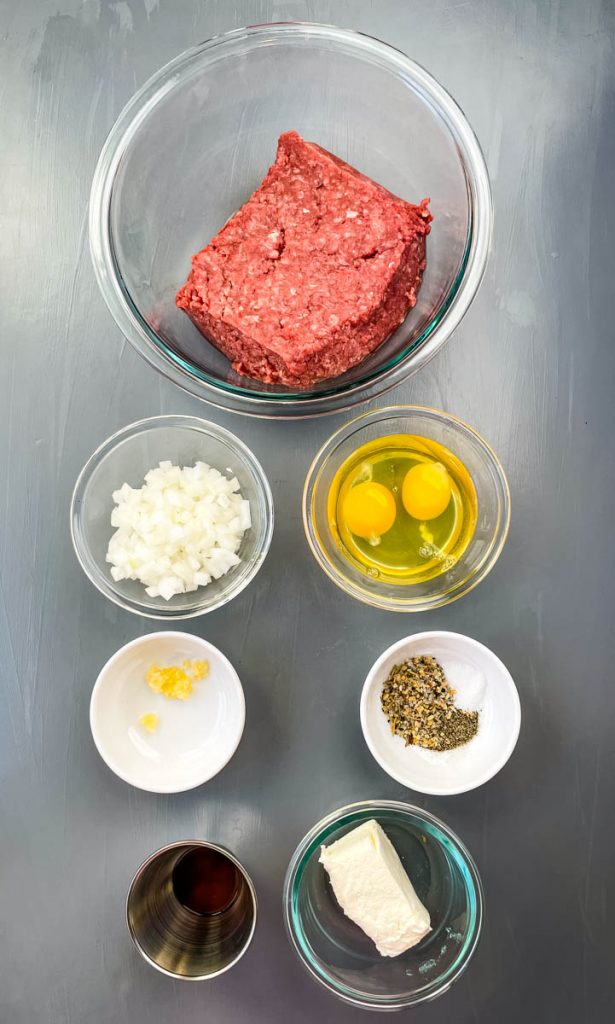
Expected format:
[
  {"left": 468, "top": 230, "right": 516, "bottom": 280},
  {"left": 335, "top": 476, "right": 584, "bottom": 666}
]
[{"left": 126, "top": 840, "right": 257, "bottom": 980}]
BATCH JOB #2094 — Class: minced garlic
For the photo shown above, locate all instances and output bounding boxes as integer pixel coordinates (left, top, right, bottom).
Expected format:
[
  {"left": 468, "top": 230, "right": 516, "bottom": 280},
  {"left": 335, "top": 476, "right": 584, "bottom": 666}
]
[
  {"left": 145, "top": 659, "right": 209, "bottom": 701},
  {"left": 139, "top": 713, "right": 159, "bottom": 733}
]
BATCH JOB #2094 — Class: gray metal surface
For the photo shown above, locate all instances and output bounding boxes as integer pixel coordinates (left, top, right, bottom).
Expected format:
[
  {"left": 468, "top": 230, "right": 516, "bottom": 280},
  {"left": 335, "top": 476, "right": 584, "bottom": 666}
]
[{"left": 1, "top": 1, "right": 614, "bottom": 1021}]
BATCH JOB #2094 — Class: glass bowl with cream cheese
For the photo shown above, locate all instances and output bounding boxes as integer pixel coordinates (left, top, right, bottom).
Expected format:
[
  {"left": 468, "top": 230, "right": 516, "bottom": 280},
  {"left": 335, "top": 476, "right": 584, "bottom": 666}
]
[{"left": 283, "top": 800, "right": 483, "bottom": 1010}]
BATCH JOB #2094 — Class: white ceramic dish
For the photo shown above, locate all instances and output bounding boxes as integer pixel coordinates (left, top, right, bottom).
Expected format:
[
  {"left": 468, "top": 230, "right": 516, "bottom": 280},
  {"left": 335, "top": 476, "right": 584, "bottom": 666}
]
[
  {"left": 90, "top": 632, "right": 245, "bottom": 793},
  {"left": 360, "top": 631, "right": 521, "bottom": 795}
]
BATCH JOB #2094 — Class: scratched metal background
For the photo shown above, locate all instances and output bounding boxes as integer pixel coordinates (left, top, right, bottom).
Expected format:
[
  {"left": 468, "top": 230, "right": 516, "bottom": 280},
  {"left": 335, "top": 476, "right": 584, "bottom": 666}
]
[{"left": 1, "top": 1, "right": 614, "bottom": 1021}]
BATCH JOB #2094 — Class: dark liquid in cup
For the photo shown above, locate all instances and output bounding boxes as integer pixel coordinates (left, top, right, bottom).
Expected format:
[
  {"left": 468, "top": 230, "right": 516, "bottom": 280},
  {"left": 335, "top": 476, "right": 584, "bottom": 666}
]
[{"left": 172, "top": 847, "right": 240, "bottom": 916}]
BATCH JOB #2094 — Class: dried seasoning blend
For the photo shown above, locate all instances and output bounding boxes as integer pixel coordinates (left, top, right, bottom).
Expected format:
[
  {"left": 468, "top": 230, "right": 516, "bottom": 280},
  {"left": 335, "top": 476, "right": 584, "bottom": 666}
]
[{"left": 381, "top": 655, "right": 479, "bottom": 751}]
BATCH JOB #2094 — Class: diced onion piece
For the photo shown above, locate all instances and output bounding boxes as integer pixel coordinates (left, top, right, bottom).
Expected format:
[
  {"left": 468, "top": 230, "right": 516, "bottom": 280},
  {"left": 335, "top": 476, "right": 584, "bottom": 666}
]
[{"left": 106, "top": 461, "right": 251, "bottom": 600}]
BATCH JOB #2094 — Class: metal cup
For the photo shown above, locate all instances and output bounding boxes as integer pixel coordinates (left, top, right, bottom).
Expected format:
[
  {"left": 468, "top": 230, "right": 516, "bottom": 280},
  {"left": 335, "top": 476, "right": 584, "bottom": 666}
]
[{"left": 126, "top": 840, "right": 257, "bottom": 980}]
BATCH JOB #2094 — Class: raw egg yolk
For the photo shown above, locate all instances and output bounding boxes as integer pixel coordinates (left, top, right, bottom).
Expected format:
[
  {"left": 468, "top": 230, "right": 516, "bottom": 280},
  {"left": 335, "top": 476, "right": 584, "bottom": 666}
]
[
  {"left": 342, "top": 482, "right": 397, "bottom": 540},
  {"left": 402, "top": 463, "right": 452, "bottom": 521}
]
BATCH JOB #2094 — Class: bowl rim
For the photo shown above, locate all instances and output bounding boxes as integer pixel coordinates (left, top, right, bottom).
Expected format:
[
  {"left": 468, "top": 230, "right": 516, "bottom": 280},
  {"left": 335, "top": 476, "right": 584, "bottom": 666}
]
[
  {"left": 282, "top": 798, "right": 484, "bottom": 1009},
  {"left": 360, "top": 631, "right": 522, "bottom": 795},
  {"left": 69, "top": 413, "right": 274, "bottom": 619},
  {"left": 126, "top": 838, "right": 257, "bottom": 979},
  {"left": 302, "top": 404, "right": 511, "bottom": 612},
  {"left": 90, "top": 631, "right": 246, "bottom": 793},
  {"left": 88, "top": 21, "right": 493, "bottom": 419}
]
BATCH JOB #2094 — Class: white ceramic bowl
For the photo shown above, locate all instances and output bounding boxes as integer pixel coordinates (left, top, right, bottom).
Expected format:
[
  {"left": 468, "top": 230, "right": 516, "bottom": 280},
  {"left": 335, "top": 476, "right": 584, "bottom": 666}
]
[
  {"left": 360, "top": 632, "right": 520, "bottom": 795},
  {"left": 90, "top": 632, "right": 245, "bottom": 793}
]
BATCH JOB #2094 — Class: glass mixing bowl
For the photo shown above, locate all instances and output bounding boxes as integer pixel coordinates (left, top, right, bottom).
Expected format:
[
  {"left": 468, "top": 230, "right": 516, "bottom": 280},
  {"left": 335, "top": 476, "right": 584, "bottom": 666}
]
[
  {"left": 70, "top": 415, "right": 273, "bottom": 619},
  {"left": 283, "top": 800, "right": 483, "bottom": 1010},
  {"left": 89, "top": 23, "right": 492, "bottom": 418},
  {"left": 303, "top": 406, "right": 510, "bottom": 611}
]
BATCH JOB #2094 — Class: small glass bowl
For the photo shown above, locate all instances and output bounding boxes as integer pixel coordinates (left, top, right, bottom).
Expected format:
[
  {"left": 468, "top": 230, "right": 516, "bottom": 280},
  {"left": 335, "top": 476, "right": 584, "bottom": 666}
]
[
  {"left": 303, "top": 406, "right": 510, "bottom": 612},
  {"left": 89, "top": 22, "right": 492, "bottom": 418},
  {"left": 283, "top": 800, "right": 483, "bottom": 1011},
  {"left": 70, "top": 415, "right": 273, "bottom": 619}
]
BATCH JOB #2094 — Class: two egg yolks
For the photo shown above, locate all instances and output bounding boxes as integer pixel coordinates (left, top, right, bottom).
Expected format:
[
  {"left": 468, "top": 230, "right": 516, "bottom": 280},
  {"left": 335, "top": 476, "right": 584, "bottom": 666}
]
[{"left": 341, "top": 463, "right": 452, "bottom": 540}]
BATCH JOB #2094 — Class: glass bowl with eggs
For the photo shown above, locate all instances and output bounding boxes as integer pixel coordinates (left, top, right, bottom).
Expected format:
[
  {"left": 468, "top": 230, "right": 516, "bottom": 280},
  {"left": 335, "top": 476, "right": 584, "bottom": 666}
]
[
  {"left": 70, "top": 415, "right": 273, "bottom": 619},
  {"left": 302, "top": 406, "right": 510, "bottom": 612}
]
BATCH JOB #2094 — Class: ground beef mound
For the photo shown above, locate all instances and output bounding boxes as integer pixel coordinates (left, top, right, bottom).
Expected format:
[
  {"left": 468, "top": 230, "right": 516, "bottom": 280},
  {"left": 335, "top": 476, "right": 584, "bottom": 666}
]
[{"left": 176, "top": 131, "right": 432, "bottom": 388}]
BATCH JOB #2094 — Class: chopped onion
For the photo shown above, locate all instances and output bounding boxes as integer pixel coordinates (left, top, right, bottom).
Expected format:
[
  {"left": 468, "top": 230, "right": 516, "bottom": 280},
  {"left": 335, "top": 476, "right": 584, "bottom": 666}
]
[{"left": 106, "top": 460, "right": 251, "bottom": 599}]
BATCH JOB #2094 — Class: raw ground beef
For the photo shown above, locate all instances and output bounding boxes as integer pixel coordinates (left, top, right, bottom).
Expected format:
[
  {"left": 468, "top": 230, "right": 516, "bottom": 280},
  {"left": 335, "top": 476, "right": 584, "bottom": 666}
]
[{"left": 176, "top": 131, "right": 432, "bottom": 388}]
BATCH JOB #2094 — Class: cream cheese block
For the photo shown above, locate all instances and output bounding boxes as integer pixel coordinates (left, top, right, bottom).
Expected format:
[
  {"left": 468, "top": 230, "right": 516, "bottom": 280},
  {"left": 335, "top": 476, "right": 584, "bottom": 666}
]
[{"left": 319, "top": 819, "right": 431, "bottom": 957}]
